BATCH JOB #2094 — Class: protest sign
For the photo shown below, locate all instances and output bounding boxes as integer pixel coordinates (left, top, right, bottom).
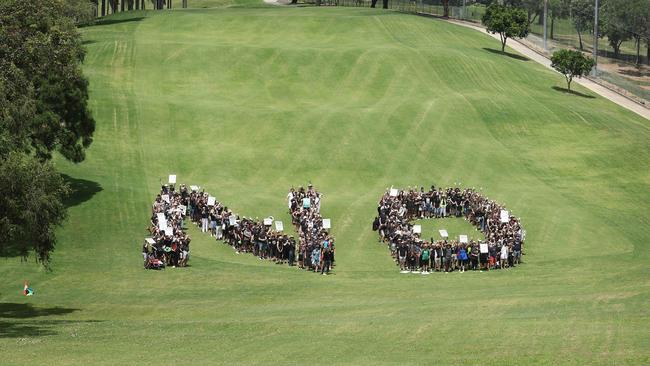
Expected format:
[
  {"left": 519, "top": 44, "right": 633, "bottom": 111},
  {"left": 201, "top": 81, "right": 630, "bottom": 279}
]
[
  {"left": 178, "top": 205, "right": 187, "bottom": 215},
  {"left": 389, "top": 188, "right": 398, "bottom": 197},
  {"left": 145, "top": 238, "right": 156, "bottom": 245},
  {"left": 228, "top": 215, "right": 236, "bottom": 226},
  {"left": 161, "top": 194, "right": 170, "bottom": 203},
  {"left": 207, "top": 196, "right": 216, "bottom": 206},
  {"left": 275, "top": 221, "right": 284, "bottom": 232},
  {"left": 413, "top": 225, "right": 422, "bottom": 234},
  {"left": 438, "top": 229, "right": 449, "bottom": 238},
  {"left": 190, "top": 185, "right": 199, "bottom": 192},
  {"left": 168, "top": 175, "right": 176, "bottom": 184},
  {"left": 459, "top": 235, "right": 468, "bottom": 243},
  {"left": 323, "top": 219, "right": 331, "bottom": 229},
  {"left": 480, "top": 243, "right": 488, "bottom": 253},
  {"left": 500, "top": 210, "right": 509, "bottom": 223},
  {"left": 263, "top": 217, "right": 273, "bottom": 226},
  {"left": 302, "top": 198, "right": 311, "bottom": 208}
]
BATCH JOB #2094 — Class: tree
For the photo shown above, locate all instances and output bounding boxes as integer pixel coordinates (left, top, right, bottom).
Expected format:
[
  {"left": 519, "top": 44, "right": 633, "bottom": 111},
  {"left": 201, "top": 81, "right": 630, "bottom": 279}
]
[
  {"left": 601, "top": 0, "right": 631, "bottom": 59},
  {"left": 0, "top": 0, "right": 96, "bottom": 163},
  {"left": 0, "top": 153, "right": 69, "bottom": 266},
  {"left": 622, "top": 0, "right": 650, "bottom": 65},
  {"left": 442, "top": 0, "right": 449, "bottom": 18},
  {"left": 550, "top": 49, "right": 595, "bottom": 91},
  {"left": 570, "top": 0, "right": 600, "bottom": 51},
  {"left": 548, "top": 0, "right": 570, "bottom": 40},
  {"left": 482, "top": 4, "right": 530, "bottom": 53},
  {"left": 0, "top": 0, "right": 95, "bottom": 266}
]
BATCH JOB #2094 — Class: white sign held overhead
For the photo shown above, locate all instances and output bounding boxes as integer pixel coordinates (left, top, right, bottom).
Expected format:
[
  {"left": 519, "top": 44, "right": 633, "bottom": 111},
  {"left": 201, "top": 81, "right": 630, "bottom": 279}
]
[
  {"left": 438, "top": 229, "right": 449, "bottom": 238},
  {"left": 500, "top": 210, "right": 509, "bottom": 223},
  {"left": 459, "top": 235, "right": 468, "bottom": 243},
  {"left": 480, "top": 243, "right": 488, "bottom": 253},
  {"left": 190, "top": 185, "right": 199, "bottom": 192},
  {"left": 161, "top": 194, "right": 170, "bottom": 203},
  {"left": 228, "top": 215, "right": 236, "bottom": 226},
  {"left": 168, "top": 175, "right": 177, "bottom": 184},
  {"left": 323, "top": 219, "right": 331, "bottom": 229},
  {"left": 145, "top": 237, "right": 156, "bottom": 245},
  {"left": 263, "top": 217, "right": 273, "bottom": 226},
  {"left": 157, "top": 213, "right": 166, "bottom": 223},
  {"left": 207, "top": 196, "right": 216, "bottom": 206},
  {"left": 275, "top": 221, "right": 284, "bottom": 232},
  {"left": 413, "top": 225, "right": 422, "bottom": 234},
  {"left": 389, "top": 188, "right": 398, "bottom": 197}
]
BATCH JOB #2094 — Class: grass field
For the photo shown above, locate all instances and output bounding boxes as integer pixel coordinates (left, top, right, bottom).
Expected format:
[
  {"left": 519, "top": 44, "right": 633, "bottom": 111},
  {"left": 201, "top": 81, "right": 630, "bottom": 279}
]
[{"left": 1, "top": 3, "right": 650, "bottom": 365}]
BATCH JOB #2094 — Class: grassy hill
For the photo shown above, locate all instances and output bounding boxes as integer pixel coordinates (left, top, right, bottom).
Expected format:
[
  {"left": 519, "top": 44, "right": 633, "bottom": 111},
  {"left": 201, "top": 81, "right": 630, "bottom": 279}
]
[{"left": 1, "top": 4, "right": 649, "bottom": 365}]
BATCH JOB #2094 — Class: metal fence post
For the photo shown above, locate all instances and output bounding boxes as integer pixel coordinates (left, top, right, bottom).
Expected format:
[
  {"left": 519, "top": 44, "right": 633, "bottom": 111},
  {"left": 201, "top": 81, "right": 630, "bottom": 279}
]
[{"left": 592, "top": 0, "right": 599, "bottom": 76}]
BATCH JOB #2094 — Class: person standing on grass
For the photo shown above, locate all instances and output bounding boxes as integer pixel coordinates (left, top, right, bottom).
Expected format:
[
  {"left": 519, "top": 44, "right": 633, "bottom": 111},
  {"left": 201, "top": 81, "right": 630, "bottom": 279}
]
[
  {"left": 398, "top": 242, "right": 408, "bottom": 271},
  {"left": 458, "top": 244, "right": 468, "bottom": 272},
  {"left": 420, "top": 244, "right": 430, "bottom": 273},
  {"left": 500, "top": 243, "right": 509, "bottom": 269},
  {"left": 311, "top": 245, "right": 321, "bottom": 273}
]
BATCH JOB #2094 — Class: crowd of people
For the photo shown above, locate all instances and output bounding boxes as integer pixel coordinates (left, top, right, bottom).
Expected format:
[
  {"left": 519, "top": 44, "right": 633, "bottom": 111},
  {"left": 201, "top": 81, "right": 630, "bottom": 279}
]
[
  {"left": 373, "top": 186, "right": 525, "bottom": 273},
  {"left": 144, "top": 184, "right": 192, "bottom": 269},
  {"left": 143, "top": 182, "right": 335, "bottom": 275}
]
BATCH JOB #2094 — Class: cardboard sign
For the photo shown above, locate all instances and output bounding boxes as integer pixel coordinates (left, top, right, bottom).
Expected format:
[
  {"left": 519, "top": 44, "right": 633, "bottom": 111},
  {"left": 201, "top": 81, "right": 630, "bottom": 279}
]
[
  {"left": 323, "top": 219, "right": 331, "bottom": 229},
  {"left": 207, "top": 196, "right": 216, "bottom": 206},
  {"left": 168, "top": 175, "right": 177, "bottom": 184},
  {"left": 228, "top": 215, "right": 236, "bottom": 226},
  {"left": 275, "top": 221, "right": 284, "bottom": 232},
  {"left": 161, "top": 194, "right": 170, "bottom": 204},
  {"left": 480, "top": 243, "right": 488, "bottom": 253},
  {"left": 500, "top": 210, "right": 509, "bottom": 223},
  {"left": 145, "top": 237, "right": 156, "bottom": 245},
  {"left": 413, "top": 225, "right": 422, "bottom": 234},
  {"left": 302, "top": 198, "right": 311, "bottom": 208},
  {"left": 459, "top": 235, "right": 468, "bottom": 243},
  {"left": 190, "top": 185, "right": 199, "bottom": 192},
  {"left": 389, "top": 188, "right": 398, "bottom": 197},
  {"left": 438, "top": 229, "right": 449, "bottom": 238},
  {"left": 263, "top": 217, "right": 273, "bottom": 226}
]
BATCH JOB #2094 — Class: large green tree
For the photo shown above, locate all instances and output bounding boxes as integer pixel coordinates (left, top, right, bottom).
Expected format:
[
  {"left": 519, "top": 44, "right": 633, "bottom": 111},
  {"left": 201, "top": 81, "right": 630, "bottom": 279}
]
[
  {"left": 0, "top": 0, "right": 95, "bottom": 266},
  {"left": 482, "top": 4, "right": 530, "bottom": 53},
  {"left": 601, "top": 0, "right": 631, "bottom": 59}
]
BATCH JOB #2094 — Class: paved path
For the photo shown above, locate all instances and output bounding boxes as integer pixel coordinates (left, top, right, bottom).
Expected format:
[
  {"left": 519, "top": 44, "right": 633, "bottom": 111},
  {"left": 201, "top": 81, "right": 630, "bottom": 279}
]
[{"left": 447, "top": 19, "right": 650, "bottom": 121}]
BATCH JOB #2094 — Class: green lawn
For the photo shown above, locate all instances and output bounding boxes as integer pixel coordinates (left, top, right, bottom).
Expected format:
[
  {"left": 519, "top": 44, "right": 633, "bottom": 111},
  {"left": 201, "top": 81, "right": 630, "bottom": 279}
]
[{"left": 1, "top": 5, "right": 649, "bottom": 365}]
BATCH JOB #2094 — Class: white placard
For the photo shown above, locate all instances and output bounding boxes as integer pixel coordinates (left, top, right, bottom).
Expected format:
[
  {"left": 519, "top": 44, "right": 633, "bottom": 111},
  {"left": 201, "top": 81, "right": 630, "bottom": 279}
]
[
  {"left": 459, "top": 235, "right": 468, "bottom": 243},
  {"left": 480, "top": 243, "right": 488, "bottom": 253},
  {"left": 500, "top": 210, "right": 509, "bottom": 223},
  {"left": 190, "top": 185, "right": 199, "bottom": 192},
  {"left": 207, "top": 196, "right": 216, "bottom": 206},
  {"left": 275, "top": 221, "right": 284, "bottom": 231},
  {"left": 145, "top": 237, "right": 156, "bottom": 245},
  {"left": 263, "top": 218, "right": 273, "bottom": 226},
  {"left": 413, "top": 225, "right": 422, "bottom": 234},
  {"left": 168, "top": 174, "right": 177, "bottom": 184},
  {"left": 302, "top": 198, "right": 311, "bottom": 208},
  {"left": 161, "top": 194, "right": 170, "bottom": 203},
  {"left": 228, "top": 215, "right": 236, "bottom": 226},
  {"left": 323, "top": 219, "right": 331, "bottom": 229},
  {"left": 178, "top": 205, "right": 187, "bottom": 215},
  {"left": 389, "top": 188, "right": 398, "bottom": 197},
  {"left": 156, "top": 213, "right": 166, "bottom": 223},
  {"left": 438, "top": 229, "right": 449, "bottom": 238},
  {"left": 159, "top": 222, "right": 168, "bottom": 234}
]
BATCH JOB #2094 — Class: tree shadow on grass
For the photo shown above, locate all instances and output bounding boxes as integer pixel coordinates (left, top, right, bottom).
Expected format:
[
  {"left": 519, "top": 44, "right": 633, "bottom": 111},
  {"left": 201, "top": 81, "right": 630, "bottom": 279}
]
[
  {"left": 61, "top": 174, "right": 103, "bottom": 208},
  {"left": 551, "top": 86, "right": 596, "bottom": 99},
  {"left": 0, "top": 303, "right": 99, "bottom": 338},
  {"left": 81, "top": 16, "right": 145, "bottom": 28},
  {"left": 482, "top": 47, "right": 530, "bottom": 61}
]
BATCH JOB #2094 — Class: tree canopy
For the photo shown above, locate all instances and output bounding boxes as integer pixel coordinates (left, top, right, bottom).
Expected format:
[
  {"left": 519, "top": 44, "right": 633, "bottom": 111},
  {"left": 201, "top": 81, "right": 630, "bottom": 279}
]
[
  {"left": 482, "top": 4, "right": 530, "bottom": 53},
  {"left": 550, "top": 49, "right": 595, "bottom": 91},
  {"left": 0, "top": 0, "right": 95, "bottom": 267}
]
